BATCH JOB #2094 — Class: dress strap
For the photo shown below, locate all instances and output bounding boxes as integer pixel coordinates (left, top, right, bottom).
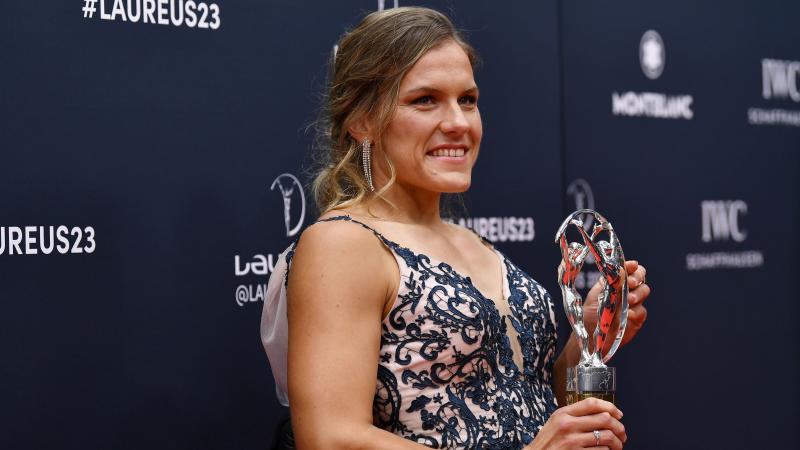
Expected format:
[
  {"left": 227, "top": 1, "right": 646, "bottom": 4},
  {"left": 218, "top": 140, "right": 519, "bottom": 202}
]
[
  {"left": 465, "top": 226, "right": 494, "bottom": 248},
  {"left": 315, "top": 215, "right": 399, "bottom": 250}
]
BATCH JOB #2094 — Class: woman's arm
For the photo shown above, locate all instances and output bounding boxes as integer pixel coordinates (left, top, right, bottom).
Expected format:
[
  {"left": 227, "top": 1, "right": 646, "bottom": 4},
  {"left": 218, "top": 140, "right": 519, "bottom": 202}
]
[{"left": 286, "top": 221, "right": 429, "bottom": 450}]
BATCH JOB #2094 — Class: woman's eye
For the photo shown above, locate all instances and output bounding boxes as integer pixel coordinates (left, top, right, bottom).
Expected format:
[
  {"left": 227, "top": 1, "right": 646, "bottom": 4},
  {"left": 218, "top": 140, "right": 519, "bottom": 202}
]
[
  {"left": 408, "top": 94, "right": 477, "bottom": 107},
  {"left": 459, "top": 95, "right": 478, "bottom": 106}
]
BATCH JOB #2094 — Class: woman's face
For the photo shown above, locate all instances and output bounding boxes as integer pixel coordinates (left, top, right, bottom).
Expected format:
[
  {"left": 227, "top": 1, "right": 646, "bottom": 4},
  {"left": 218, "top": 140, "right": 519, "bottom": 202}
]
[{"left": 379, "top": 40, "right": 482, "bottom": 194}]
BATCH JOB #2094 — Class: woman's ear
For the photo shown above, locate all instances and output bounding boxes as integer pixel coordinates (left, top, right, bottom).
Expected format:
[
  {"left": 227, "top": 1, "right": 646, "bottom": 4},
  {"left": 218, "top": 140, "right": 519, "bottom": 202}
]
[{"left": 347, "top": 117, "right": 373, "bottom": 143}]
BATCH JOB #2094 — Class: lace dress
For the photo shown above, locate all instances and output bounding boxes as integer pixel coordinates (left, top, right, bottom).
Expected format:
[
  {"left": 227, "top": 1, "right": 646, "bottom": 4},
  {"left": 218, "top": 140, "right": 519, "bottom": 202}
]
[{"left": 288, "top": 216, "right": 558, "bottom": 449}]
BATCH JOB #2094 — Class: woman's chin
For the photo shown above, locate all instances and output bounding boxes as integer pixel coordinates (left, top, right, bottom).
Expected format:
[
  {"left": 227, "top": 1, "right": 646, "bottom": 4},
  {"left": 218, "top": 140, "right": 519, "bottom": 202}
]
[{"left": 436, "top": 177, "right": 471, "bottom": 193}]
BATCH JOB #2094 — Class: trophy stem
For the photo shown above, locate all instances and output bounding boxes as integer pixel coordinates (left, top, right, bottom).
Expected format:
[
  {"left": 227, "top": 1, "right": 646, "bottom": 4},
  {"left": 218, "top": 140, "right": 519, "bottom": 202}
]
[{"left": 565, "top": 366, "right": 616, "bottom": 405}]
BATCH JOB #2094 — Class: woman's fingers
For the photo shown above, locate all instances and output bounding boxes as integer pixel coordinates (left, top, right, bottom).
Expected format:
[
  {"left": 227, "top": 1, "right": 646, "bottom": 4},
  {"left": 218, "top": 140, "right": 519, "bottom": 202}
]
[
  {"left": 561, "top": 397, "right": 622, "bottom": 420},
  {"left": 635, "top": 265, "right": 647, "bottom": 287},
  {"left": 562, "top": 398, "right": 627, "bottom": 445},
  {"left": 578, "top": 412, "right": 627, "bottom": 443},
  {"left": 627, "top": 304, "right": 648, "bottom": 323},
  {"left": 624, "top": 260, "right": 638, "bottom": 275},
  {"left": 541, "top": 399, "right": 628, "bottom": 450},
  {"left": 584, "top": 428, "right": 624, "bottom": 450},
  {"left": 627, "top": 264, "right": 647, "bottom": 288},
  {"left": 582, "top": 429, "right": 625, "bottom": 450},
  {"left": 628, "top": 264, "right": 649, "bottom": 309},
  {"left": 628, "top": 284, "right": 650, "bottom": 306}
]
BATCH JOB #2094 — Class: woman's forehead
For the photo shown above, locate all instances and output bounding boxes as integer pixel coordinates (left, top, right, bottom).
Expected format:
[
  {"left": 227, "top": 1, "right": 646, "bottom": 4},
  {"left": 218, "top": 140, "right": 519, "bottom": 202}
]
[{"left": 400, "top": 42, "right": 475, "bottom": 90}]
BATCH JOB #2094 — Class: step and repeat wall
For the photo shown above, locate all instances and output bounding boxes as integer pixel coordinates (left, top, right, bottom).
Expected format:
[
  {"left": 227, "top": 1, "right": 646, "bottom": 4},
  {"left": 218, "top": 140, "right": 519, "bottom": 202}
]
[{"left": 1, "top": 1, "right": 797, "bottom": 449}]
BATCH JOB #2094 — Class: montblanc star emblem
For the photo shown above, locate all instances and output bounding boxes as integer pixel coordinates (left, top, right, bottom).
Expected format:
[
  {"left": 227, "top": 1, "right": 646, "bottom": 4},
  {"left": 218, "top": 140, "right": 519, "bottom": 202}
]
[{"left": 639, "top": 30, "right": 665, "bottom": 80}]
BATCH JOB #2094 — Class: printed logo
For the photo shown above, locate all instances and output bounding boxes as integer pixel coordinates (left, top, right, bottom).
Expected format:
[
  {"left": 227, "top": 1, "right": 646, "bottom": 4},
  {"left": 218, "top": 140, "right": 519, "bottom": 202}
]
[
  {"left": 566, "top": 178, "right": 595, "bottom": 231},
  {"left": 613, "top": 30, "right": 694, "bottom": 120},
  {"left": 640, "top": 30, "right": 665, "bottom": 80},
  {"left": 701, "top": 200, "right": 747, "bottom": 243},
  {"left": 83, "top": 0, "right": 98, "bottom": 18},
  {"left": 270, "top": 173, "right": 306, "bottom": 238},
  {"left": 747, "top": 58, "right": 800, "bottom": 127},
  {"left": 686, "top": 200, "right": 764, "bottom": 270},
  {"left": 234, "top": 172, "right": 307, "bottom": 307},
  {"left": 454, "top": 217, "right": 535, "bottom": 243},
  {"left": 83, "top": 0, "right": 221, "bottom": 31},
  {"left": 762, "top": 59, "right": 800, "bottom": 101},
  {"left": 0, "top": 226, "right": 96, "bottom": 255},
  {"left": 234, "top": 253, "right": 277, "bottom": 307}
]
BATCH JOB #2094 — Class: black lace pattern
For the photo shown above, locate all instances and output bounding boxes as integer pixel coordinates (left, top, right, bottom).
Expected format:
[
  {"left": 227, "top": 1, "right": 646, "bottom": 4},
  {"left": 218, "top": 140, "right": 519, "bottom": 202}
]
[{"left": 317, "top": 216, "right": 558, "bottom": 449}]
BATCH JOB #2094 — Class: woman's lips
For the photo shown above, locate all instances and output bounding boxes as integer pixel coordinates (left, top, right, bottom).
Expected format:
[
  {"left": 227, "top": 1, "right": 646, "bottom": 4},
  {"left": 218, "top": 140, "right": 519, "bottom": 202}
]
[{"left": 427, "top": 148, "right": 466, "bottom": 157}]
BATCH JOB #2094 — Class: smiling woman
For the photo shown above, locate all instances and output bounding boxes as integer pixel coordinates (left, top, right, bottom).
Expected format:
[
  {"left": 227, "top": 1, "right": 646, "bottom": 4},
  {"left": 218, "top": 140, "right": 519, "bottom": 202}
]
[
  {"left": 377, "top": 40, "right": 482, "bottom": 195},
  {"left": 262, "top": 6, "right": 648, "bottom": 450},
  {"left": 310, "top": 7, "right": 479, "bottom": 213}
]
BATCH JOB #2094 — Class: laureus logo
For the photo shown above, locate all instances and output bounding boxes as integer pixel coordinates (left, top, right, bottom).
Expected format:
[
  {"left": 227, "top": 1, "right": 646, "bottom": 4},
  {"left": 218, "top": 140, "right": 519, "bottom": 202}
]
[
  {"left": 640, "top": 30, "right": 665, "bottom": 80},
  {"left": 566, "top": 179, "right": 595, "bottom": 231},
  {"left": 270, "top": 173, "right": 306, "bottom": 238},
  {"left": 233, "top": 172, "right": 307, "bottom": 307}
]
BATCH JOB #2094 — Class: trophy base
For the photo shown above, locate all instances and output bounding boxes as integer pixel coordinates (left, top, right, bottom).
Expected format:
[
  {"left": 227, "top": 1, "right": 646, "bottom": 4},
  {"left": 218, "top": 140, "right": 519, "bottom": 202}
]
[{"left": 565, "top": 366, "right": 617, "bottom": 405}]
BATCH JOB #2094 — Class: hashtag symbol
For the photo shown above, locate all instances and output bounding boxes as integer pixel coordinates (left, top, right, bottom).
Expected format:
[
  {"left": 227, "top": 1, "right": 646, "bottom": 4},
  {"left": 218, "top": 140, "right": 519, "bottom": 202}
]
[{"left": 82, "top": 0, "right": 97, "bottom": 18}]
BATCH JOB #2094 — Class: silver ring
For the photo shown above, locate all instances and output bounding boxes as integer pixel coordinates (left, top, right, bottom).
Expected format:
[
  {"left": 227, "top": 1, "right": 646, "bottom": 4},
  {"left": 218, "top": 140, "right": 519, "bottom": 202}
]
[{"left": 593, "top": 430, "right": 601, "bottom": 445}]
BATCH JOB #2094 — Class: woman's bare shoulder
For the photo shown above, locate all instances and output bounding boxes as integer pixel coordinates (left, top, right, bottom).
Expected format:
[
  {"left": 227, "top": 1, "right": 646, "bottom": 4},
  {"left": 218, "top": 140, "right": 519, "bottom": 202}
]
[
  {"left": 298, "top": 209, "right": 378, "bottom": 247},
  {"left": 295, "top": 217, "right": 379, "bottom": 260},
  {"left": 290, "top": 211, "right": 392, "bottom": 286},
  {"left": 288, "top": 210, "right": 395, "bottom": 315}
]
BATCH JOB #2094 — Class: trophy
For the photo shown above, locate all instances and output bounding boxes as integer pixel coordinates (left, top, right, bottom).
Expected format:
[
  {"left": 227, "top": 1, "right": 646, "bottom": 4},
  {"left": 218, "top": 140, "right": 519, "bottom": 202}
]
[{"left": 555, "top": 209, "right": 629, "bottom": 405}]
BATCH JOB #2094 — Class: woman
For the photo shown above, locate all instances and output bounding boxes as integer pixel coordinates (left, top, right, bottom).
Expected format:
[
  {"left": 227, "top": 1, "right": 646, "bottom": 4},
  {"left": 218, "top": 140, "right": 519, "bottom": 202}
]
[{"left": 279, "top": 7, "right": 649, "bottom": 449}]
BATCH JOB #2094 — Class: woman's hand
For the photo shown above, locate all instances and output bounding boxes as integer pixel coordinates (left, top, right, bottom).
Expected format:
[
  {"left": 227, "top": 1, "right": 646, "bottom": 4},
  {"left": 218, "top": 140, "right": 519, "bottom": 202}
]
[
  {"left": 527, "top": 398, "right": 627, "bottom": 450},
  {"left": 583, "top": 260, "right": 649, "bottom": 348}
]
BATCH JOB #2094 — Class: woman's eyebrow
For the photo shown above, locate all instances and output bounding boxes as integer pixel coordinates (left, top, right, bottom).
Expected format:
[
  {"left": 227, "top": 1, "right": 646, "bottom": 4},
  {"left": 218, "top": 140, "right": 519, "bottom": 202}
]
[{"left": 402, "top": 85, "right": 479, "bottom": 96}]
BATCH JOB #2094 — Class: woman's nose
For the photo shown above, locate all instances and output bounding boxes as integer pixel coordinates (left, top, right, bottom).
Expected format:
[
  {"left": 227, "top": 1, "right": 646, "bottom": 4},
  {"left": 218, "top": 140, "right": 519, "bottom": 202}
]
[{"left": 439, "top": 101, "right": 471, "bottom": 134}]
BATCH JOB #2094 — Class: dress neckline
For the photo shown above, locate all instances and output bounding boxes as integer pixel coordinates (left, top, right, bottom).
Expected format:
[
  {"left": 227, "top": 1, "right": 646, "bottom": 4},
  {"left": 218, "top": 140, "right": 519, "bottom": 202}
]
[
  {"left": 317, "top": 214, "right": 527, "bottom": 373},
  {"left": 320, "top": 214, "right": 512, "bottom": 305}
]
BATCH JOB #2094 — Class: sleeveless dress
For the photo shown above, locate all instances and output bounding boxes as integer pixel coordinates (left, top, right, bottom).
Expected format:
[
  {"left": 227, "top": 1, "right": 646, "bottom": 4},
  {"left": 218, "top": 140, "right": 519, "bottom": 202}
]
[{"left": 287, "top": 216, "right": 558, "bottom": 449}]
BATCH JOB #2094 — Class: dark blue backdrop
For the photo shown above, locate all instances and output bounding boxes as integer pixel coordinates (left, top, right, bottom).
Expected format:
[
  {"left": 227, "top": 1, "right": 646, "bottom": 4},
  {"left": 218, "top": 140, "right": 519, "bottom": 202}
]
[{"left": 1, "top": 1, "right": 797, "bottom": 449}]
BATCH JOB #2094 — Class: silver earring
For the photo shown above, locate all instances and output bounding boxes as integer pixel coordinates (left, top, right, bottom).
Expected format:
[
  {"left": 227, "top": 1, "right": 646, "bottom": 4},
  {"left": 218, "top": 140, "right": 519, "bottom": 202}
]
[{"left": 361, "top": 139, "right": 374, "bottom": 191}]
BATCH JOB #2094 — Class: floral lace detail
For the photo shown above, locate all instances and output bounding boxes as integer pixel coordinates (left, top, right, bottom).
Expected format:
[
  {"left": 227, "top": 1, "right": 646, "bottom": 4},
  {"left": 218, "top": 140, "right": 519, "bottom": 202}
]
[{"left": 317, "top": 216, "right": 558, "bottom": 449}]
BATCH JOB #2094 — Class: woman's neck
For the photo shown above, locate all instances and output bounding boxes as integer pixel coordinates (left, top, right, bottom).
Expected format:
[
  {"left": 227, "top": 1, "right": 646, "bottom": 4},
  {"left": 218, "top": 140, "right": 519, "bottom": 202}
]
[{"left": 356, "top": 182, "right": 444, "bottom": 227}]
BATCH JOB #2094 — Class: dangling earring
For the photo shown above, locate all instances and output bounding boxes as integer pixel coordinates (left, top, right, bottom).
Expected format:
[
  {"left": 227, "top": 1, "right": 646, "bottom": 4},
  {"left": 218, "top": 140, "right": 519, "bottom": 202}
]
[{"left": 361, "top": 139, "right": 374, "bottom": 191}]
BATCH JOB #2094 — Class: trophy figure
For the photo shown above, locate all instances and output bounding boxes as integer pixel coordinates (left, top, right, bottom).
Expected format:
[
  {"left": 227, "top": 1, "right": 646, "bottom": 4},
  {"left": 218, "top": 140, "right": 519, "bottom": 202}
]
[{"left": 555, "top": 209, "right": 629, "bottom": 405}]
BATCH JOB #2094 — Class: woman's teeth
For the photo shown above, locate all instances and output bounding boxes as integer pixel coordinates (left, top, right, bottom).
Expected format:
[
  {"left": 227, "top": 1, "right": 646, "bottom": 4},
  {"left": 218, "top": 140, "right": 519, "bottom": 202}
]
[{"left": 429, "top": 148, "right": 465, "bottom": 157}]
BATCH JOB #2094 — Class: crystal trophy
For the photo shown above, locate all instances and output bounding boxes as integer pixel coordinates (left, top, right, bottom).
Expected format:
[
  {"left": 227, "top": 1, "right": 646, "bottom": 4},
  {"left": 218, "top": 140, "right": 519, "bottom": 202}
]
[{"left": 555, "top": 209, "right": 628, "bottom": 405}]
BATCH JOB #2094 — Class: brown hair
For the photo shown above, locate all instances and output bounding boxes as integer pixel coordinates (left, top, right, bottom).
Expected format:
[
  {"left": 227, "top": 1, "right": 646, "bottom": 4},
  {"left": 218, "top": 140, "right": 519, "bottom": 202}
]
[{"left": 311, "top": 7, "right": 478, "bottom": 214}]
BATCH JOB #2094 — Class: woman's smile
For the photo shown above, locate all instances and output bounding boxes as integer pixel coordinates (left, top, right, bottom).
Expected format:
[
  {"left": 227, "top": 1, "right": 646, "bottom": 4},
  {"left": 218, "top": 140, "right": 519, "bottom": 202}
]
[{"left": 426, "top": 145, "right": 469, "bottom": 161}]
